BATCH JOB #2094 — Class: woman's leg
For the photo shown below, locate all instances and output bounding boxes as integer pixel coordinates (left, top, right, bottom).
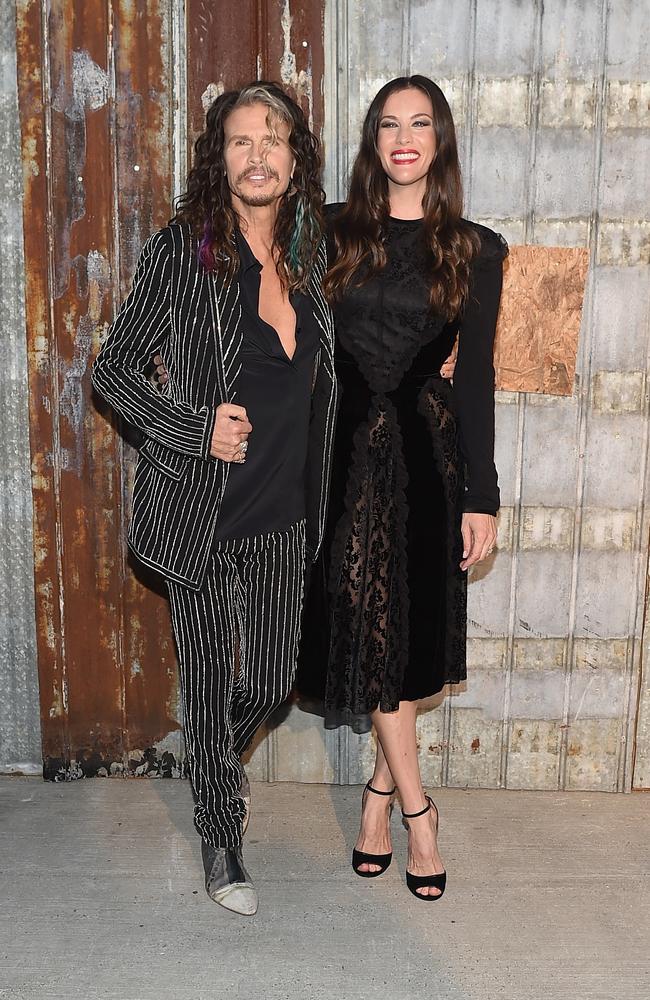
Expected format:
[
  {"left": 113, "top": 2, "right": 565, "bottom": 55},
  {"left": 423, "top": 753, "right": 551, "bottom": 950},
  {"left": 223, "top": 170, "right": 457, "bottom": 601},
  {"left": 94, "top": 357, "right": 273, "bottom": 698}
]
[
  {"left": 354, "top": 737, "right": 395, "bottom": 873},
  {"left": 371, "top": 701, "right": 445, "bottom": 897}
]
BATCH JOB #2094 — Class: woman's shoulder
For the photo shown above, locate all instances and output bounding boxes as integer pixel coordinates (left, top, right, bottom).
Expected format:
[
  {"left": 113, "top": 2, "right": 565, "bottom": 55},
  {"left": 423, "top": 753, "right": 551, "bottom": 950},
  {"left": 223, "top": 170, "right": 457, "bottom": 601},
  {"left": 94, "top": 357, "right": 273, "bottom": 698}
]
[
  {"left": 324, "top": 201, "right": 346, "bottom": 218},
  {"left": 462, "top": 219, "right": 509, "bottom": 268},
  {"left": 324, "top": 202, "right": 346, "bottom": 231}
]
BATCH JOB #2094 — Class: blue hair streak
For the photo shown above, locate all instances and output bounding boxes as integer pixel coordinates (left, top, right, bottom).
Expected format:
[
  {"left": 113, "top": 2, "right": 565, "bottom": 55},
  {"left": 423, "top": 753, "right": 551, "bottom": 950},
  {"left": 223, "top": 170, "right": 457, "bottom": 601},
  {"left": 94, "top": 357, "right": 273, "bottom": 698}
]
[{"left": 288, "top": 195, "right": 319, "bottom": 276}]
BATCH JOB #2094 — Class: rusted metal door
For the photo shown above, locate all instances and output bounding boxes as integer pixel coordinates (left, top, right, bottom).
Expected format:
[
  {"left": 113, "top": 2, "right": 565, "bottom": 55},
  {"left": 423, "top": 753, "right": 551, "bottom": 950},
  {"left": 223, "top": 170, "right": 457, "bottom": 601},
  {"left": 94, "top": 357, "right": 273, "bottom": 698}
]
[{"left": 16, "top": 0, "right": 323, "bottom": 779}]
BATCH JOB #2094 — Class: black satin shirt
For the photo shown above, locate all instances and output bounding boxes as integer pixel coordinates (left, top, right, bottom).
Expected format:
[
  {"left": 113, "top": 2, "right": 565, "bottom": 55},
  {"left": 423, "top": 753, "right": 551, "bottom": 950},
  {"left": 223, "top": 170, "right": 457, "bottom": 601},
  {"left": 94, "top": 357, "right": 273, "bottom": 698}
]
[{"left": 214, "top": 231, "right": 320, "bottom": 542}]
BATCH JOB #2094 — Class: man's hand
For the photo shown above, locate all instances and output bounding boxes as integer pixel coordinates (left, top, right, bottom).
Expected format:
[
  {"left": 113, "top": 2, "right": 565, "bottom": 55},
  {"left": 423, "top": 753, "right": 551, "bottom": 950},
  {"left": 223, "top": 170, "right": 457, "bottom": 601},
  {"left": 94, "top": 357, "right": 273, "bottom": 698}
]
[
  {"left": 460, "top": 513, "right": 497, "bottom": 570},
  {"left": 150, "top": 355, "right": 251, "bottom": 463},
  {"left": 210, "top": 403, "right": 252, "bottom": 463},
  {"left": 440, "top": 338, "right": 458, "bottom": 380}
]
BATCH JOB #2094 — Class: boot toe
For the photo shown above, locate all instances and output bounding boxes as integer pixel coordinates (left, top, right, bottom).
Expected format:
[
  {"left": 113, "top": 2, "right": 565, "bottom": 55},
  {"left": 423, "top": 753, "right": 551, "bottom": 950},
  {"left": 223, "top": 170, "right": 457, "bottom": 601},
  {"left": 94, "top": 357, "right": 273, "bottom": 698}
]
[{"left": 211, "top": 883, "right": 258, "bottom": 915}]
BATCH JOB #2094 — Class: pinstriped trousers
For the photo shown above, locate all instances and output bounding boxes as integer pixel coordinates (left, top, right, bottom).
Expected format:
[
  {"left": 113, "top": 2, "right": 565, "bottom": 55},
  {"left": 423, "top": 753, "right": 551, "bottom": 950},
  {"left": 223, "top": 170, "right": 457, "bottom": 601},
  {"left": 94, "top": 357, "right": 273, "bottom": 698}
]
[{"left": 167, "top": 521, "right": 306, "bottom": 849}]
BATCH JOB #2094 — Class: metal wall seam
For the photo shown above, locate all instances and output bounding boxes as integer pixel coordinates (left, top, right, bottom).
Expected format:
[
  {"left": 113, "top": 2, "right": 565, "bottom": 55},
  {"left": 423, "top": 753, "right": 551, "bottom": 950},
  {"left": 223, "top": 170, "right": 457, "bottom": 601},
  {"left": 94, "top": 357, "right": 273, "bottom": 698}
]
[
  {"left": 559, "top": 0, "right": 610, "bottom": 791},
  {"left": 500, "top": 0, "right": 544, "bottom": 791}
]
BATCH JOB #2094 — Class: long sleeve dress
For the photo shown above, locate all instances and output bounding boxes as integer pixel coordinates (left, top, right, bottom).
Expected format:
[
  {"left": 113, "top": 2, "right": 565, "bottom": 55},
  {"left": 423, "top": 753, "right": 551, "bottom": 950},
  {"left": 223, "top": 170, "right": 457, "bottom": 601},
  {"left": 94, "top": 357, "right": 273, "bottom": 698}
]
[{"left": 297, "top": 211, "right": 508, "bottom": 724}]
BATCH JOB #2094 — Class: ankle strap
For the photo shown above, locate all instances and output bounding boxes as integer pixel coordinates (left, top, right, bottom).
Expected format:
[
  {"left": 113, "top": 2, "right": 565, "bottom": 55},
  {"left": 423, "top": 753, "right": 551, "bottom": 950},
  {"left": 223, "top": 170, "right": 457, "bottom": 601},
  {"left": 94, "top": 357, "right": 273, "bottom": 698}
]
[
  {"left": 401, "top": 797, "right": 431, "bottom": 819},
  {"left": 366, "top": 781, "right": 396, "bottom": 796}
]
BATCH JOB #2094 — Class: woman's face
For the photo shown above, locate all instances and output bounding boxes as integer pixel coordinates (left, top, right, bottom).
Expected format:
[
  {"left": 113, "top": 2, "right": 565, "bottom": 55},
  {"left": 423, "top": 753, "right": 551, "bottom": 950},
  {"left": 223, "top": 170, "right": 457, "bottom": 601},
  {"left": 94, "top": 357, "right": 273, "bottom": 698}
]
[{"left": 376, "top": 88, "right": 437, "bottom": 194}]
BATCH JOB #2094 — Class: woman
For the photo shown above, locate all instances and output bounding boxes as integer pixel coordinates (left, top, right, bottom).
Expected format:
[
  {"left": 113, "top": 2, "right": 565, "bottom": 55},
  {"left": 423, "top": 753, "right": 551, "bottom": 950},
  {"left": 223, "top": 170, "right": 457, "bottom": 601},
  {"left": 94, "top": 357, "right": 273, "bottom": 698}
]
[{"left": 297, "top": 75, "right": 506, "bottom": 900}]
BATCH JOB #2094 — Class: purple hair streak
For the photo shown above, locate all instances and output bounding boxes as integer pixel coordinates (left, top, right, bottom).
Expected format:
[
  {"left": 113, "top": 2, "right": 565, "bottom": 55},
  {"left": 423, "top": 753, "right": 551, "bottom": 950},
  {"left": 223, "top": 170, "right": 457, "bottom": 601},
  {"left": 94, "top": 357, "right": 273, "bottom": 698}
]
[{"left": 198, "top": 220, "right": 217, "bottom": 271}]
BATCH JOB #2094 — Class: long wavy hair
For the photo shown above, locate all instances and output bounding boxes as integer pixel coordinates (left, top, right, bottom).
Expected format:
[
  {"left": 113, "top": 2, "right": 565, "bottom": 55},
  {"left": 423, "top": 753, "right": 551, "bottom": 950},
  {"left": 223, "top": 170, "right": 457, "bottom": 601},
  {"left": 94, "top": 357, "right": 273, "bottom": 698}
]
[
  {"left": 324, "top": 75, "right": 479, "bottom": 318},
  {"left": 172, "top": 82, "right": 324, "bottom": 292}
]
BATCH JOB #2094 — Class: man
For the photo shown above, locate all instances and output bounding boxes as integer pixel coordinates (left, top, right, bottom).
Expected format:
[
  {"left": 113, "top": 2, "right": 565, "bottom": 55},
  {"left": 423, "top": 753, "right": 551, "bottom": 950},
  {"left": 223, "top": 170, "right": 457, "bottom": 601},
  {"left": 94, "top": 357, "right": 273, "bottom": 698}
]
[{"left": 92, "top": 83, "right": 337, "bottom": 916}]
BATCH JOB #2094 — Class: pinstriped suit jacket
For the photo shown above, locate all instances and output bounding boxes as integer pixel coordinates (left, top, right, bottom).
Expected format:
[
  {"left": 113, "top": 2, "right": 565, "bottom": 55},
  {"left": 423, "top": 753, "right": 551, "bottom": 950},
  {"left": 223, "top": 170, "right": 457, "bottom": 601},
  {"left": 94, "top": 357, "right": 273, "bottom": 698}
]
[{"left": 92, "top": 222, "right": 337, "bottom": 590}]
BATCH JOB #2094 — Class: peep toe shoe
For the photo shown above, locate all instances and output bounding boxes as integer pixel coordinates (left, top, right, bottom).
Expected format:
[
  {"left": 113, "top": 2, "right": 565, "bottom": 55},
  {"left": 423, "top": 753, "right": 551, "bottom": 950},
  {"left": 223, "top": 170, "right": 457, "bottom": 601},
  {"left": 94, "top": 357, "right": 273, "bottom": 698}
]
[
  {"left": 401, "top": 795, "right": 447, "bottom": 901},
  {"left": 352, "top": 781, "right": 396, "bottom": 878}
]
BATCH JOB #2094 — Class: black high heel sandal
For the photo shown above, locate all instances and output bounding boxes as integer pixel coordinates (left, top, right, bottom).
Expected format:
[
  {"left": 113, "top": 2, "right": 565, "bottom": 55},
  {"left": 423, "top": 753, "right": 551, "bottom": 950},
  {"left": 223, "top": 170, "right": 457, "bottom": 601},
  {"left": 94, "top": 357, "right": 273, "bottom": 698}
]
[
  {"left": 401, "top": 795, "right": 447, "bottom": 901},
  {"left": 352, "top": 781, "right": 396, "bottom": 878}
]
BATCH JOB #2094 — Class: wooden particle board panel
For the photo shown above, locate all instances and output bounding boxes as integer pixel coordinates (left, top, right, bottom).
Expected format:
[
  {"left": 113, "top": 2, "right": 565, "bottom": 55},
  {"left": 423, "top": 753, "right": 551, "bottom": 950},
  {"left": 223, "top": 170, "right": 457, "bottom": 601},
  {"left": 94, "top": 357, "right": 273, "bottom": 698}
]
[{"left": 494, "top": 245, "right": 590, "bottom": 395}]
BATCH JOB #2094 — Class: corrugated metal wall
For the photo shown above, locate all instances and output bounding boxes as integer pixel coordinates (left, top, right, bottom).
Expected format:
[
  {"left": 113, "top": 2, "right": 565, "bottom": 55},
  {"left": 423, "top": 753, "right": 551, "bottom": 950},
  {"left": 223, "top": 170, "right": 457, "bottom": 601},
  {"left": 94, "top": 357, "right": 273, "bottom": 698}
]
[
  {"left": 0, "top": 1, "right": 41, "bottom": 773},
  {"left": 14, "top": 0, "right": 184, "bottom": 780},
  {"left": 7, "top": 0, "right": 325, "bottom": 779},
  {"left": 286, "top": 0, "right": 649, "bottom": 792},
  {"left": 4, "top": 0, "right": 650, "bottom": 790}
]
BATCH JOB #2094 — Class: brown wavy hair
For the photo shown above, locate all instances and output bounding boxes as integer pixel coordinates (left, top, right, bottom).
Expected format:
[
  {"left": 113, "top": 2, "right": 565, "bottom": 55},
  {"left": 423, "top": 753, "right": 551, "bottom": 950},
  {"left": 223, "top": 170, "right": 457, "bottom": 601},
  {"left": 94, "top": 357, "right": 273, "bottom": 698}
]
[
  {"left": 172, "top": 82, "right": 324, "bottom": 292},
  {"left": 324, "top": 75, "right": 479, "bottom": 319}
]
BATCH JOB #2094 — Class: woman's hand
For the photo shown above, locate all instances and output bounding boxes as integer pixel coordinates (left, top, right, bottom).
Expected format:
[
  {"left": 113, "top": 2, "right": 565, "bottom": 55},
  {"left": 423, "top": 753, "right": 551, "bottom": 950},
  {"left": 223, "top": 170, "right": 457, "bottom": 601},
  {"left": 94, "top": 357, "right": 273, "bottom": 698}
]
[
  {"left": 460, "top": 513, "right": 496, "bottom": 570},
  {"left": 440, "top": 338, "right": 458, "bottom": 380},
  {"left": 152, "top": 353, "right": 169, "bottom": 386}
]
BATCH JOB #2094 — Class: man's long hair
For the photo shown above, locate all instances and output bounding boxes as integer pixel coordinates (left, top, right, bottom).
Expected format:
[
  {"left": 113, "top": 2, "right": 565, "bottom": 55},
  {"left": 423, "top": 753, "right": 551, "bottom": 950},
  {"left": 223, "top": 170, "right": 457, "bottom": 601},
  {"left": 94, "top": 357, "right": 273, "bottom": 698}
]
[
  {"left": 173, "top": 82, "right": 324, "bottom": 293},
  {"left": 323, "top": 75, "right": 478, "bottom": 319}
]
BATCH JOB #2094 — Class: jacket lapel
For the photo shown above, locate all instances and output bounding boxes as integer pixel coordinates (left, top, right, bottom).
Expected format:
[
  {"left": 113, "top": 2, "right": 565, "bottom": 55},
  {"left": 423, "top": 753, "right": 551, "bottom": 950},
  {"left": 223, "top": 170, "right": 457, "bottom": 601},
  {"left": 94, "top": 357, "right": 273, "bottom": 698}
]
[
  {"left": 304, "top": 237, "right": 338, "bottom": 558},
  {"left": 206, "top": 260, "right": 243, "bottom": 403},
  {"left": 206, "top": 236, "right": 333, "bottom": 397},
  {"left": 307, "top": 239, "right": 335, "bottom": 369}
]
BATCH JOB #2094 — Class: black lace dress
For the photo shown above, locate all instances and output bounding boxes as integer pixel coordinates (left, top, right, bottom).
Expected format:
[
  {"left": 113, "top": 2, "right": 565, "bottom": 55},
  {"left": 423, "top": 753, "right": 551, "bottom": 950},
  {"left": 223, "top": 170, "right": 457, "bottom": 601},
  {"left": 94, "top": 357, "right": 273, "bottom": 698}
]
[{"left": 297, "top": 214, "right": 507, "bottom": 724}]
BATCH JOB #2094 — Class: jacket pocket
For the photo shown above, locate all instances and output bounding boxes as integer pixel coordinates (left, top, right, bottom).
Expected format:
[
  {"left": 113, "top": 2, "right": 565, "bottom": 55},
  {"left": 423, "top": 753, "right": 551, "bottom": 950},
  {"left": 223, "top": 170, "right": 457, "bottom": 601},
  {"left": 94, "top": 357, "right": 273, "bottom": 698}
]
[{"left": 139, "top": 438, "right": 190, "bottom": 480}]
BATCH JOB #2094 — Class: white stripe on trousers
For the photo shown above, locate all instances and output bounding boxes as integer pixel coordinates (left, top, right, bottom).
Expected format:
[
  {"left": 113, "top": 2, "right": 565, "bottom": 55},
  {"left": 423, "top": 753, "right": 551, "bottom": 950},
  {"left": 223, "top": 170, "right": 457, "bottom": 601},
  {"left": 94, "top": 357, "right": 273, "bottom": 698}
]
[{"left": 167, "top": 520, "right": 306, "bottom": 849}]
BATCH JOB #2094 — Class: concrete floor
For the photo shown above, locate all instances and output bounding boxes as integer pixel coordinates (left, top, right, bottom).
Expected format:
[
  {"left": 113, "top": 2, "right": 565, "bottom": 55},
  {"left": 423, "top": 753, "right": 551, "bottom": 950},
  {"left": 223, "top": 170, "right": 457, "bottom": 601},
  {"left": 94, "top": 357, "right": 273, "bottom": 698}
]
[{"left": 1, "top": 777, "right": 648, "bottom": 1000}]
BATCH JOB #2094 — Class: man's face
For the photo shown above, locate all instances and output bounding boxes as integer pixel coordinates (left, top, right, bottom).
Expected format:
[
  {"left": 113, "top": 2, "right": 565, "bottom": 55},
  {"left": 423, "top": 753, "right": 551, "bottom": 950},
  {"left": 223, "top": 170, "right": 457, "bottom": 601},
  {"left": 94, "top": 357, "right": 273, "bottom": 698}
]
[{"left": 223, "top": 102, "right": 295, "bottom": 209}]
